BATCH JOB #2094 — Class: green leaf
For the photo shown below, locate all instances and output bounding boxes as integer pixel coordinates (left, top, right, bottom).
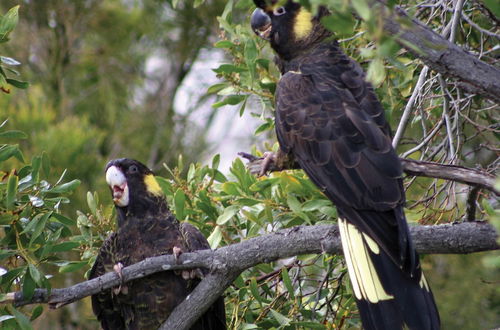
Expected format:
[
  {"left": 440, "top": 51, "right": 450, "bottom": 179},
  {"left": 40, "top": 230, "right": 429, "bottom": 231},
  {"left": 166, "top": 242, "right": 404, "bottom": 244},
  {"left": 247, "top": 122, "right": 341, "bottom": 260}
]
[
  {"left": 221, "top": 182, "right": 241, "bottom": 196},
  {"left": 28, "top": 264, "right": 42, "bottom": 285},
  {"left": 351, "top": 0, "right": 371, "bottom": 20},
  {"left": 302, "top": 199, "right": 331, "bottom": 212},
  {"left": 51, "top": 213, "right": 75, "bottom": 227},
  {"left": 213, "top": 40, "right": 234, "bottom": 48},
  {"left": 212, "top": 64, "right": 247, "bottom": 74},
  {"left": 6, "top": 79, "right": 29, "bottom": 89},
  {"left": 211, "top": 154, "right": 220, "bottom": 169},
  {"left": 482, "top": 199, "right": 496, "bottom": 217},
  {"left": 320, "top": 12, "right": 355, "bottom": 37},
  {"left": 87, "top": 191, "right": 97, "bottom": 215},
  {"left": 0, "top": 130, "right": 27, "bottom": 139},
  {"left": 0, "top": 267, "right": 24, "bottom": 286},
  {"left": 6, "top": 173, "right": 18, "bottom": 210},
  {"left": 22, "top": 272, "right": 36, "bottom": 302},
  {"left": 156, "top": 177, "right": 173, "bottom": 195},
  {"left": 31, "top": 155, "right": 41, "bottom": 183},
  {"left": 48, "top": 179, "right": 81, "bottom": 194},
  {"left": 270, "top": 309, "right": 291, "bottom": 326},
  {"left": 367, "top": 58, "right": 386, "bottom": 87},
  {"left": 30, "top": 306, "right": 43, "bottom": 321},
  {"left": 193, "top": 0, "right": 204, "bottom": 8},
  {"left": 254, "top": 121, "right": 273, "bottom": 135},
  {"left": 174, "top": 188, "right": 186, "bottom": 220},
  {"left": 244, "top": 38, "right": 258, "bottom": 82},
  {"left": 482, "top": 0, "right": 500, "bottom": 18},
  {"left": 249, "top": 277, "right": 264, "bottom": 305},
  {"left": 51, "top": 241, "right": 80, "bottom": 253},
  {"left": 0, "top": 214, "right": 13, "bottom": 225},
  {"left": 216, "top": 205, "right": 240, "bottom": 225},
  {"left": 286, "top": 195, "right": 302, "bottom": 214},
  {"left": 234, "top": 198, "right": 260, "bottom": 207},
  {"left": 0, "top": 6, "right": 19, "bottom": 39},
  {"left": 59, "top": 261, "right": 87, "bottom": 273},
  {"left": 212, "top": 95, "right": 246, "bottom": 108},
  {"left": 281, "top": 267, "right": 295, "bottom": 299},
  {"left": 207, "top": 82, "right": 228, "bottom": 94},
  {"left": 0, "top": 144, "right": 23, "bottom": 162},
  {"left": 29, "top": 212, "right": 51, "bottom": 245},
  {"left": 207, "top": 225, "right": 222, "bottom": 249},
  {"left": 9, "top": 307, "right": 32, "bottom": 330}
]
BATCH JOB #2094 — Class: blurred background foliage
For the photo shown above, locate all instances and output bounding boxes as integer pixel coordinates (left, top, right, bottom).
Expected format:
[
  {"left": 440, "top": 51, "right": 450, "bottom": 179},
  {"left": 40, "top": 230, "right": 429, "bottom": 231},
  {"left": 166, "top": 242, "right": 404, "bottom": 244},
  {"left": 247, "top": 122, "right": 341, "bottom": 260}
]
[{"left": 0, "top": 0, "right": 499, "bottom": 329}]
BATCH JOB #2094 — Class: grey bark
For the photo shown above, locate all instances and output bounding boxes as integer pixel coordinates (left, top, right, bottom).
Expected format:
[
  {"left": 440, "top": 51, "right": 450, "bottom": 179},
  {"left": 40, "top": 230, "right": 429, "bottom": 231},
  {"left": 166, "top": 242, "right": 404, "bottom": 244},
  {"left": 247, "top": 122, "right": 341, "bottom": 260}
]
[
  {"left": 381, "top": 5, "right": 500, "bottom": 103},
  {"left": 3, "top": 222, "right": 497, "bottom": 318},
  {"left": 239, "top": 153, "right": 499, "bottom": 196}
]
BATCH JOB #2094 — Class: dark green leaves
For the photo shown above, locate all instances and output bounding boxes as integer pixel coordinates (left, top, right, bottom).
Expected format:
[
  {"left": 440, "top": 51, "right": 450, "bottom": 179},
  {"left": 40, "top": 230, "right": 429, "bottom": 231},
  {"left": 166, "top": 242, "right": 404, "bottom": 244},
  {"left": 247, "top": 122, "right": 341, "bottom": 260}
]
[
  {"left": 47, "top": 179, "right": 81, "bottom": 194},
  {"left": 6, "top": 173, "right": 18, "bottom": 210},
  {"left": 0, "top": 6, "right": 27, "bottom": 93}
]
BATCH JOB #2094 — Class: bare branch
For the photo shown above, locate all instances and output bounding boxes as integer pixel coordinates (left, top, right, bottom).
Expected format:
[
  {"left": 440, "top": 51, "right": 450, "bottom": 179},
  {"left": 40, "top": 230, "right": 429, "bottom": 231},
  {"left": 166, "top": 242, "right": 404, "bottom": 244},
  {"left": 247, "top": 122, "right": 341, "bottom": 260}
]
[
  {"left": 2, "top": 221, "right": 497, "bottom": 313},
  {"left": 466, "top": 186, "right": 481, "bottom": 221},
  {"left": 159, "top": 271, "right": 239, "bottom": 330},
  {"left": 239, "top": 153, "right": 499, "bottom": 196},
  {"left": 379, "top": 3, "right": 500, "bottom": 103},
  {"left": 400, "top": 158, "right": 499, "bottom": 195}
]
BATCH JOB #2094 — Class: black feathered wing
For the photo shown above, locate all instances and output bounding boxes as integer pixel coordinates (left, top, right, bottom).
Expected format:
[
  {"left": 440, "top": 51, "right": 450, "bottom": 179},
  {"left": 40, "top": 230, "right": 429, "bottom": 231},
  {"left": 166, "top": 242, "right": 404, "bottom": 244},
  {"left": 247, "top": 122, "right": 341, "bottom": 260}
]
[
  {"left": 275, "top": 53, "right": 439, "bottom": 329},
  {"left": 89, "top": 233, "right": 127, "bottom": 330}
]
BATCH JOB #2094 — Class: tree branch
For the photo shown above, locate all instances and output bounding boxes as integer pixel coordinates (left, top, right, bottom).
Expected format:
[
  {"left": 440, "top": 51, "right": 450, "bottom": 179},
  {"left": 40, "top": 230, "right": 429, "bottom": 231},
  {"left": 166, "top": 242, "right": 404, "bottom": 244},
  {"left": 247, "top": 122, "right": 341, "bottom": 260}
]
[
  {"left": 239, "top": 153, "right": 499, "bottom": 196},
  {"left": 399, "top": 158, "right": 498, "bottom": 195},
  {"left": 379, "top": 4, "right": 500, "bottom": 103},
  {"left": 2, "top": 221, "right": 497, "bottom": 314}
]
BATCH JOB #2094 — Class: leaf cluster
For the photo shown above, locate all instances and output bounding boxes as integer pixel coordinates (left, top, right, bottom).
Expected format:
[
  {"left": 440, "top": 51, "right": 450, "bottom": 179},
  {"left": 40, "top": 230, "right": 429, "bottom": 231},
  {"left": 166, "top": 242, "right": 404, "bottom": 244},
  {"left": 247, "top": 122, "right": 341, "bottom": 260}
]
[
  {"left": 0, "top": 6, "right": 27, "bottom": 94},
  {"left": 0, "top": 123, "right": 80, "bottom": 329},
  {"left": 143, "top": 153, "right": 358, "bottom": 328}
]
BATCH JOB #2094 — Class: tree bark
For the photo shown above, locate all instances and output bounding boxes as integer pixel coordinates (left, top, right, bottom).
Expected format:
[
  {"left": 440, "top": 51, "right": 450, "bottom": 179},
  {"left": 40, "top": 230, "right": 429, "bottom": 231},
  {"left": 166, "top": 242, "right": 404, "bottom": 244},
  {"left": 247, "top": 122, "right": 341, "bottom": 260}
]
[
  {"left": 3, "top": 221, "right": 497, "bottom": 315},
  {"left": 239, "top": 153, "right": 499, "bottom": 196},
  {"left": 380, "top": 4, "right": 500, "bottom": 103}
]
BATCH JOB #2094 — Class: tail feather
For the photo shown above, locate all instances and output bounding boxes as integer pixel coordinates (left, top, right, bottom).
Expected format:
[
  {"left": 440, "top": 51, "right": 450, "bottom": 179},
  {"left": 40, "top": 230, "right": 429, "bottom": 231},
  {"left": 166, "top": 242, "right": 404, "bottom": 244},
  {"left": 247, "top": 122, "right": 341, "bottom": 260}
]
[{"left": 338, "top": 218, "right": 440, "bottom": 330}]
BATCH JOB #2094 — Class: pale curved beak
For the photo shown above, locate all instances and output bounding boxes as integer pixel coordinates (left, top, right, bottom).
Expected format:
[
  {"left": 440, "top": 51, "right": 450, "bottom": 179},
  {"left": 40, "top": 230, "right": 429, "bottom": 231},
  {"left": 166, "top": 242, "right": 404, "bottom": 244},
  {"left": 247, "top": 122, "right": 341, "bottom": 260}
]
[
  {"left": 105, "top": 165, "right": 129, "bottom": 207},
  {"left": 251, "top": 8, "right": 272, "bottom": 40}
]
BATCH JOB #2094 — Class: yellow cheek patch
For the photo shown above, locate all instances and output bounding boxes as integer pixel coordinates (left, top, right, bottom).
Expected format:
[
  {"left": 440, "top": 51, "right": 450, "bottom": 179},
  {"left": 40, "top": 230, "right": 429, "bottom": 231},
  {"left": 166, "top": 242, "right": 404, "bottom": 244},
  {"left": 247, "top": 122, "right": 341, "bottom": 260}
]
[
  {"left": 294, "top": 8, "right": 313, "bottom": 40},
  {"left": 338, "top": 218, "right": 394, "bottom": 303},
  {"left": 144, "top": 174, "right": 163, "bottom": 196}
]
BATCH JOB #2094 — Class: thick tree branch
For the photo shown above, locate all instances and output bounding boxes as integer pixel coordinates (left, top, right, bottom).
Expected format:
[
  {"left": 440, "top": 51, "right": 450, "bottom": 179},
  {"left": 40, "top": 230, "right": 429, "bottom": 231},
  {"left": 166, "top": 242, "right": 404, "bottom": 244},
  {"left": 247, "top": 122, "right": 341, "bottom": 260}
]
[
  {"left": 162, "top": 221, "right": 499, "bottom": 330},
  {"left": 379, "top": 4, "right": 500, "bottom": 103},
  {"left": 2, "top": 221, "right": 497, "bottom": 314},
  {"left": 239, "top": 153, "right": 499, "bottom": 196}
]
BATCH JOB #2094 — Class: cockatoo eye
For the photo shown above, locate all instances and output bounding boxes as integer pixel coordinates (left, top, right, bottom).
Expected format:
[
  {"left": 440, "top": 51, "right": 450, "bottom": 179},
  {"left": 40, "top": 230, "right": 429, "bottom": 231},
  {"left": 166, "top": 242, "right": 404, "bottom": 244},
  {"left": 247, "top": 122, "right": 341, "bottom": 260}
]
[{"left": 273, "top": 6, "right": 286, "bottom": 16}]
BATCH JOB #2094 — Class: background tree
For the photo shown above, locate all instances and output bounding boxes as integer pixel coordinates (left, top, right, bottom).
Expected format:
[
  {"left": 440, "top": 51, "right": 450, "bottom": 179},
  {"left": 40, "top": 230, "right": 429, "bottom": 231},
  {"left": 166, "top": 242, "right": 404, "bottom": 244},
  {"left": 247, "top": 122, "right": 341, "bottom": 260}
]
[{"left": 0, "top": 0, "right": 499, "bottom": 329}]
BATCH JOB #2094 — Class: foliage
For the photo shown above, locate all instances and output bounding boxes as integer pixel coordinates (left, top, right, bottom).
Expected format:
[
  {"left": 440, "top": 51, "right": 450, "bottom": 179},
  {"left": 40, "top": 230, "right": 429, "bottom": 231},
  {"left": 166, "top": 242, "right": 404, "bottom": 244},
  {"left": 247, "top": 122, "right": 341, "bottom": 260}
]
[
  {"left": 0, "top": 6, "right": 28, "bottom": 94},
  {"left": 139, "top": 154, "right": 357, "bottom": 328},
  {"left": 0, "top": 122, "right": 80, "bottom": 329}
]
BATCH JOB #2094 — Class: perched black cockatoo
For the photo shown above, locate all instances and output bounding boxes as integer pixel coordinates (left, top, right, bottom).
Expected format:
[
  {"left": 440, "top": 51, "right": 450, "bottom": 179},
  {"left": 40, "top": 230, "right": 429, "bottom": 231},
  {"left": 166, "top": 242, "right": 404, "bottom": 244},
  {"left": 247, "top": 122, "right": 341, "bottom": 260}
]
[
  {"left": 89, "top": 158, "right": 226, "bottom": 330},
  {"left": 250, "top": 2, "right": 440, "bottom": 329}
]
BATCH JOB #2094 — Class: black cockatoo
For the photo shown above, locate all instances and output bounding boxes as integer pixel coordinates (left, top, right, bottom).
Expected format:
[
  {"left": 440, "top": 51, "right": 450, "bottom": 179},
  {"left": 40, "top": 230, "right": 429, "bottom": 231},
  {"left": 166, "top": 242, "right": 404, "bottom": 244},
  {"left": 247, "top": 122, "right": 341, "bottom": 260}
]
[
  {"left": 250, "top": 2, "right": 440, "bottom": 329},
  {"left": 90, "top": 158, "right": 226, "bottom": 330}
]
